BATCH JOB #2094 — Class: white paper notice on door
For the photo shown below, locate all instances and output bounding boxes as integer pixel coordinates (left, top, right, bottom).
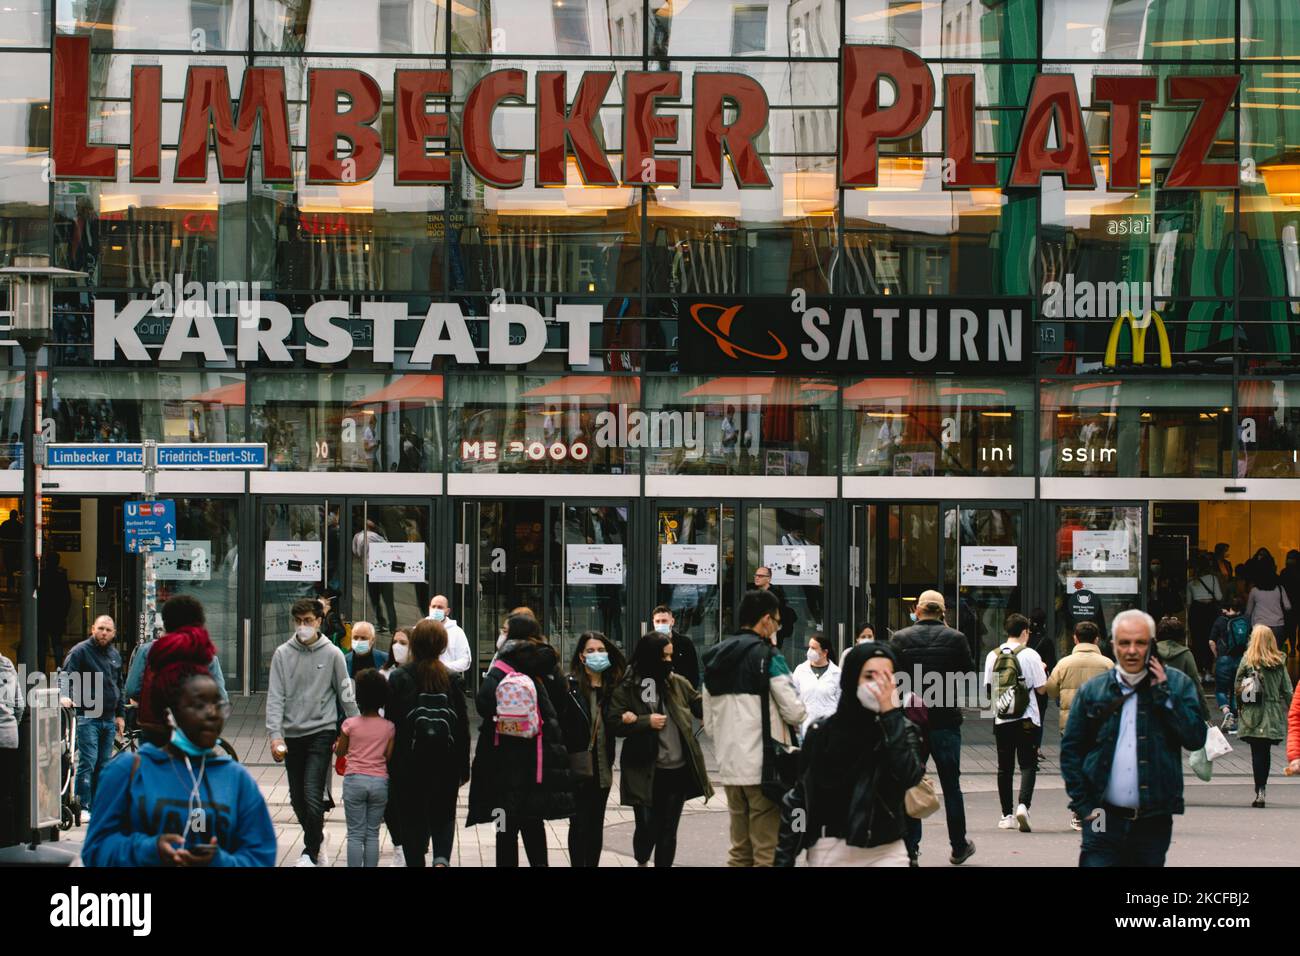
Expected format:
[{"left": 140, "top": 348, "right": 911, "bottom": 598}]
[
  {"left": 960, "top": 546, "right": 1018, "bottom": 587},
  {"left": 454, "top": 543, "right": 469, "bottom": 585},
  {"left": 567, "top": 544, "right": 624, "bottom": 584},
  {"left": 661, "top": 544, "right": 718, "bottom": 585},
  {"left": 368, "top": 542, "right": 426, "bottom": 582},
  {"left": 764, "top": 545, "right": 821, "bottom": 585},
  {"left": 154, "top": 540, "right": 211, "bottom": 581},
  {"left": 264, "top": 540, "right": 322, "bottom": 581},
  {"left": 1072, "top": 530, "right": 1130, "bottom": 571}
]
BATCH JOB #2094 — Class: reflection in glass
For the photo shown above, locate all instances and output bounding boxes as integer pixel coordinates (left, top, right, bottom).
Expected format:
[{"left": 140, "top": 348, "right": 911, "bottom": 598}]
[
  {"left": 656, "top": 504, "right": 734, "bottom": 650},
  {"left": 48, "top": 371, "right": 246, "bottom": 444},
  {"left": 1052, "top": 504, "right": 1141, "bottom": 656},
  {"left": 255, "top": 0, "right": 444, "bottom": 52},
  {"left": 549, "top": 503, "right": 628, "bottom": 665},
  {"left": 349, "top": 502, "right": 429, "bottom": 637},
  {"left": 745, "top": 504, "right": 823, "bottom": 665},
  {"left": 165, "top": 498, "right": 241, "bottom": 684}
]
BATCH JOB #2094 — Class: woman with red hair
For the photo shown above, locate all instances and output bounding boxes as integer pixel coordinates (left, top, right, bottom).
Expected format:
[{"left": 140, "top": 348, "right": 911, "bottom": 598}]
[{"left": 81, "top": 627, "right": 276, "bottom": 866}]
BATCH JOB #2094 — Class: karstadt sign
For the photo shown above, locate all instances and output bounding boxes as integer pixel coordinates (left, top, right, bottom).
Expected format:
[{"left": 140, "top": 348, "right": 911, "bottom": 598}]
[{"left": 52, "top": 37, "right": 1242, "bottom": 191}]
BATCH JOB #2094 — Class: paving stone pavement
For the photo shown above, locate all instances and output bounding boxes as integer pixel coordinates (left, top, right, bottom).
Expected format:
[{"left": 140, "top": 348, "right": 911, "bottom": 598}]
[{"left": 57, "top": 690, "right": 1296, "bottom": 867}]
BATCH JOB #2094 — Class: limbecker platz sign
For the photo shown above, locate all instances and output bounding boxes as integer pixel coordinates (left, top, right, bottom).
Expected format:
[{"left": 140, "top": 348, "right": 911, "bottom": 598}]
[{"left": 52, "top": 37, "right": 1241, "bottom": 192}]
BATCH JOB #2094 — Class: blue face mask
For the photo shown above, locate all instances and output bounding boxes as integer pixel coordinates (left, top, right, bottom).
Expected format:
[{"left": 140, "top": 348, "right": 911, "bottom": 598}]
[
  {"left": 430, "top": 608, "right": 446, "bottom": 622},
  {"left": 170, "top": 724, "right": 214, "bottom": 758},
  {"left": 909, "top": 612, "right": 918, "bottom": 623},
  {"left": 585, "top": 652, "right": 611, "bottom": 673},
  {"left": 654, "top": 622, "right": 672, "bottom": 635},
  {"left": 352, "top": 639, "right": 371, "bottom": 655}
]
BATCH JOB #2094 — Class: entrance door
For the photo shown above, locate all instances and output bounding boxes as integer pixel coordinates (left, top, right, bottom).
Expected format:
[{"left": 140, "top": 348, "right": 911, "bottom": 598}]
[
  {"left": 1050, "top": 502, "right": 1144, "bottom": 654},
  {"left": 744, "top": 502, "right": 827, "bottom": 664},
  {"left": 944, "top": 504, "right": 1025, "bottom": 661},
  {"left": 655, "top": 502, "right": 736, "bottom": 649},
  {"left": 548, "top": 501, "right": 632, "bottom": 667},
  {"left": 255, "top": 497, "right": 432, "bottom": 689}
]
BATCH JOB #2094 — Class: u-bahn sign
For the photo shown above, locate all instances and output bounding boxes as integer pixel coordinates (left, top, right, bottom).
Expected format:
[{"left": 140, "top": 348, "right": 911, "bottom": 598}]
[{"left": 52, "top": 37, "right": 1241, "bottom": 192}]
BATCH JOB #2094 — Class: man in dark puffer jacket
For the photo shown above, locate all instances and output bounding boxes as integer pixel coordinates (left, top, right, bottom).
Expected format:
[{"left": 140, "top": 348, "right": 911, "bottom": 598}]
[{"left": 889, "top": 589, "right": 977, "bottom": 865}]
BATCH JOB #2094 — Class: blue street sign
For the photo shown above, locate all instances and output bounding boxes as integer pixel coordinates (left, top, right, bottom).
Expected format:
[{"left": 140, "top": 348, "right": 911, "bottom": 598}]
[
  {"left": 123, "top": 499, "right": 177, "bottom": 554},
  {"left": 156, "top": 443, "right": 268, "bottom": 469},
  {"left": 46, "top": 444, "right": 144, "bottom": 468}
]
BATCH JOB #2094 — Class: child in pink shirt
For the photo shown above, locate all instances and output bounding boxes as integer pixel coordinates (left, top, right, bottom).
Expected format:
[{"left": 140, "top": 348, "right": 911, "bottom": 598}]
[{"left": 337, "top": 669, "right": 395, "bottom": 867}]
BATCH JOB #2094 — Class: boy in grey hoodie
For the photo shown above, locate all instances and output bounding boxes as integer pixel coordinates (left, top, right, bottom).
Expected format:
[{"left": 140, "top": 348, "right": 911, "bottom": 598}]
[{"left": 267, "top": 597, "right": 358, "bottom": 866}]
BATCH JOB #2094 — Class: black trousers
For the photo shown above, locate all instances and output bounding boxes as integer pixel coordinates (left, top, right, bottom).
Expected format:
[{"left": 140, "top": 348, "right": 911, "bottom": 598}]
[
  {"left": 632, "top": 766, "right": 689, "bottom": 867},
  {"left": 284, "top": 729, "right": 335, "bottom": 861},
  {"left": 0, "top": 747, "right": 19, "bottom": 846},
  {"left": 496, "top": 817, "right": 547, "bottom": 867},
  {"left": 568, "top": 780, "right": 611, "bottom": 867},
  {"left": 1248, "top": 739, "right": 1272, "bottom": 791},
  {"left": 994, "top": 719, "right": 1038, "bottom": 816}
]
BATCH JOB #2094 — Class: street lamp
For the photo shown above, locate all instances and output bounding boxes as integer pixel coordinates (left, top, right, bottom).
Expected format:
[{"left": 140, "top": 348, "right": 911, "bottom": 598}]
[{"left": 0, "top": 254, "right": 83, "bottom": 863}]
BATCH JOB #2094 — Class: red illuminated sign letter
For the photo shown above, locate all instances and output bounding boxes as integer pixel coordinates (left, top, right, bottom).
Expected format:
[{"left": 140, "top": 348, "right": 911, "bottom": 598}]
[
  {"left": 943, "top": 74, "right": 997, "bottom": 189},
  {"left": 176, "top": 67, "right": 292, "bottom": 182},
  {"left": 624, "top": 72, "right": 682, "bottom": 187},
  {"left": 463, "top": 69, "right": 527, "bottom": 189},
  {"left": 131, "top": 65, "right": 162, "bottom": 182},
  {"left": 1009, "top": 74, "right": 1094, "bottom": 189},
  {"left": 52, "top": 36, "right": 116, "bottom": 180},
  {"left": 1093, "top": 76, "right": 1158, "bottom": 191},
  {"left": 536, "top": 71, "right": 618, "bottom": 187},
  {"left": 394, "top": 70, "right": 452, "bottom": 185},
  {"left": 839, "top": 45, "right": 934, "bottom": 188},
  {"left": 1165, "top": 75, "right": 1241, "bottom": 189},
  {"left": 306, "top": 69, "right": 383, "bottom": 185},
  {"left": 692, "top": 73, "right": 770, "bottom": 188}
]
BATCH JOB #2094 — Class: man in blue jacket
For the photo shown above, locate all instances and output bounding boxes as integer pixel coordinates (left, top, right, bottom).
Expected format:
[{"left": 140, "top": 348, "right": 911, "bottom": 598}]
[
  {"left": 1059, "top": 609, "right": 1208, "bottom": 867},
  {"left": 59, "top": 615, "right": 125, "bottom": 820}
]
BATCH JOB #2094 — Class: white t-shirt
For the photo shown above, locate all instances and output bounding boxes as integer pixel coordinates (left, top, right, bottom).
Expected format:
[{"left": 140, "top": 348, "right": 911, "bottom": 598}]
[{"left": 983, "top": 642, "right": 1048, "bottom": 727}]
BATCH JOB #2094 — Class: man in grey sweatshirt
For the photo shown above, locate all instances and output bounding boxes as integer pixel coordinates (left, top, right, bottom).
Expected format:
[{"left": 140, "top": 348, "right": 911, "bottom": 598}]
[{"left": 267, "top": 597, "right": 358, "bottom": 866}]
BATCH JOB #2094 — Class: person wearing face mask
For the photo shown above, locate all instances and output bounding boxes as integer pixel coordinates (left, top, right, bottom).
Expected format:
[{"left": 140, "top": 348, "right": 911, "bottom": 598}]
[
  {"left": 609, "top": 632, "right": 713, "bottom": 867},
  {"left": 381, "top": 629, "right": 410, "bottom": 678},
  {"left": 888, "top": 590, "right": 977, "bottom": 866},
  {"left": 345, "top": 621, "right": 388, "bottom": 679},
  {"left": 427, "top": 595, "right": 472, "bottom": 680},
  {"left": 839, "top": 624, "right": 876, "bottom": 665},
  {"left": 266, "top": 597, "right": 359, "bottom": 867},
  {"left": 82, "top": 630, "right": 276, "bottom": 866},
  {"left": 701, "top": 589, "right": 807, "bottom": 867},
  {"left": 564, "top": 632, "right": 626, "bottom": 866},
  {"left": 650, "top": 605, "right": 701, "bottom": 690},
  {"left": 775, "top": 642, "right": 924, "bottom": 867},
  {"left": 1059, "top": 610, "right": 1207, "bottom": 867},
  {"left": 792, "top": 632, "right": 841, "bottom": 736},
  {"left": 126, "top": 595, "right": 227, "bottom": 748}
]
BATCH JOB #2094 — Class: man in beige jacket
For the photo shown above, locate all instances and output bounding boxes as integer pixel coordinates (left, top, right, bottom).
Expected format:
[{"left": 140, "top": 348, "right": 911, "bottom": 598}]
[{"left": 1044, "top": 621, "right": 1114, "bottom": 830}]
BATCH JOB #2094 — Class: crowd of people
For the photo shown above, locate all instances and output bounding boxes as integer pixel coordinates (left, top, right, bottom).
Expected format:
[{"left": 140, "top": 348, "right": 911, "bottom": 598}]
[{"left": 5, "top": 568, "right": 1295, "bottom": 870}]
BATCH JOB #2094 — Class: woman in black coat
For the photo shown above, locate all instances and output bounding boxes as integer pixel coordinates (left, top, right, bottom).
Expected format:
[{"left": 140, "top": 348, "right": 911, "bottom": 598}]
[
  {"left": 776, "top": 642, "right": 924, "bottom": 868},
  {"left": 387, "top": 619, "right": 470, "bottom": 867},
  {"left": 467, "top": 613, "right": 576, "bottom": 867},
  {"left": 564, "top": 632, "right": 626, "bottom": 867}
]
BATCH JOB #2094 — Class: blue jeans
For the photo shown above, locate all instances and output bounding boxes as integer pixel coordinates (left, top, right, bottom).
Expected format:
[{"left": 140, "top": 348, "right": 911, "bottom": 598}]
[
  {"left": 75, "top": 716, "right": 117, "bottom": 812},
  {"left": 1214, "top": 656, "right": 1238, "bottom": 714},
  {"left": 1079, "top": 811, "right": 1173, "bottom": 867},
  {"left": 342, "top": 773, "right": 389, "bottom": 867},
  {"left": 904, "top": 727, "right": 968, "bottom": 856}
]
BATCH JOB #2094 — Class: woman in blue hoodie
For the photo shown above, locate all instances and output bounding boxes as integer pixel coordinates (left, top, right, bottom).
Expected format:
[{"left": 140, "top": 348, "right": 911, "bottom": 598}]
[{"left": 81, "top": 630, "right": 276, "bottom": 867}]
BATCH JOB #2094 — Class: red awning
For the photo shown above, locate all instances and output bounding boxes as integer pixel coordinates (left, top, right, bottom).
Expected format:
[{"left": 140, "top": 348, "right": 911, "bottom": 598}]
[
  {"left": 185, "top": 381, "right": 245, "bottom": 406},
  {"left": 682, "top": 377, "right": 780, "bottom": 398},
  {"left": 842, "top": 378, "right": 914, "bottom": 402},
  {"left": 352, "top": 374, "right": 444, "bottom": 405},
  {"left": 520, "top": 375, "right": 640, "bottom": 403}
]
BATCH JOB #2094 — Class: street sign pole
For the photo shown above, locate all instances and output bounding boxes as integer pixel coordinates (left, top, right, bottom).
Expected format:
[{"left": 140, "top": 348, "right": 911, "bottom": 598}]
[{"left": 139, "top": 441, "right": 158, "bottom": 646}]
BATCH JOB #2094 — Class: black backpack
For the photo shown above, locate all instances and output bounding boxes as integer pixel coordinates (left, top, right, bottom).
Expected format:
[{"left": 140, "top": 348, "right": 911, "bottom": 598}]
[{"left": 410, "top": 690, "right": 456, "bottom": 755}]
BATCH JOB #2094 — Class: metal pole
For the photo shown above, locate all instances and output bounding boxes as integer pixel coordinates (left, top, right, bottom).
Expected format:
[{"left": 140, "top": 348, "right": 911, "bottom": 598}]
[
  {"left": 139, "top": 440, "right": 158, "bottom": 646},
  {"left": 20, "top": 345, "right": 37, "bottom": 678}
]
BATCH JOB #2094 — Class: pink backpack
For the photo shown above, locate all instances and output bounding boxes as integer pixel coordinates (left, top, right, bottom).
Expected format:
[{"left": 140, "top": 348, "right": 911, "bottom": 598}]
[{"left": 491, "top": 661, "right": 543, "bottom": 783}]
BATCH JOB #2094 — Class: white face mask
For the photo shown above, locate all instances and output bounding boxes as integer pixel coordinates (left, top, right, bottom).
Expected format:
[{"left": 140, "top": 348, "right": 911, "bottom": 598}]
[
  {"left": 391, "top": 643, "right": 409, "bottom": 664},
  {"left": 1118, "top": 666, "right": 1147, "bottom": 686},
  {"left": 807, "top": 647, "right": 822, "bottom": 664},
  {"left": 856, "top": 680, "right": 883, "bottom": 712},
  {"left": 352, "top": 639, "right": 371, "bottom": 655},
  {"left": 654, "top": 622, "right": 672, "bottom": 635},
  {"left": 295, "top": 624, "right": 317, "bottom": 644}
]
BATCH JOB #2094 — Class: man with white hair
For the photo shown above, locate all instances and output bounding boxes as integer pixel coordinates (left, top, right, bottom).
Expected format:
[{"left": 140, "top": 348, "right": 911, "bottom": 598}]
[
  {"left": 1059, "top": 609, "right": 1207, "bottom": 866},
  {"left": 345, "top": 620, "right": 387, "bottom": 678}
]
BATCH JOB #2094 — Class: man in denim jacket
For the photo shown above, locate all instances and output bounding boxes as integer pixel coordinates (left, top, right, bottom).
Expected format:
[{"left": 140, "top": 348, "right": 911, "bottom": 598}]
[{"left": 1059, "top": 609, "right": 1207, "bottom": 867}]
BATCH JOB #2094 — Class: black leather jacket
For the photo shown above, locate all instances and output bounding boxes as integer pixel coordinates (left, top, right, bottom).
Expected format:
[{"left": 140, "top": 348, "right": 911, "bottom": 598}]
[
  {"left": 890, "top": 619, "right": 976, "bottom": 730},
  {"left": 775, "top": 709, "right": 924, "bottom": 865}
]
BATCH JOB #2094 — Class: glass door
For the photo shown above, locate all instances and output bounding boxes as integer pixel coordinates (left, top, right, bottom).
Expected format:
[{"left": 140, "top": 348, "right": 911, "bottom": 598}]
[
  {"left": 883, "top": 503, "right": 942, "bottom": 635},
  {"left": 654, "top": 502, "right": 736, "bottom": 652},
  {"left": 548, "top": 501, "right": 631, "bottom": 665},
  {"left": 944, "top": 504, "right": 1025, "bottom": 662},
  {"left": 1051, "top": 503, "right": 1144, "bottom": 656},
  {"left": 744, "top": 502, "right": 826, "bottom": 664},
  {"left": 348, "top": 500, "right": 433, "bottom": 638}
]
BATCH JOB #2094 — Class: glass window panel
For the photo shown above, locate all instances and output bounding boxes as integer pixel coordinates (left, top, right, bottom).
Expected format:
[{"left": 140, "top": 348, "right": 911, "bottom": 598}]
[
  {"left": 1040, "top": 378, "right": 1231, "bottom": 477},
  {"left": 1243, "top": 0, "right": 1300, "bottom": 60},
  {"left": 1051, "top": 503, "right": 1142, "bottom": 650},
  {"left": 1237, "top": 378, "right": 1300, "bottom": 477},
  {"left": 847, "top": 0, "right": 1035, "bottom": 59},
  {"left": 448, "top": 372, "right": 638, "bottom": 474},
  {"left": 1040, "top": 303, "right": 1236, "bottom": 371},
  {"left": 0, "top": 54, "right": 50, "bottom": 262},
  {"left": 643, "top": 374, "right": 834, "bottom": 475},
  {"left": 452, "top": 0, "right": 638, "bottom": 56},
  {"left": 166, "top": 497, "right": 241, "bottom": 683},
  {"left": 843, "top": 377, "right": 1031, "bottom": 476},
  {"left": 60, "top": 0, "right": 249, "bottom": 50},
  {"left": 1044, "top": 0, "right": 1238, "bottom": 61},
  {"left": 1, "top": 0, "right": 50, "bottom": 47},
  {"left": 47, "top": 370, "right": 247, "bottom": 443},
  {"left": 255, "top": 0, "right": 445, "bottom": 53},
  {"left": 249, "top": 371, "right": 441, "bottom": 471}
]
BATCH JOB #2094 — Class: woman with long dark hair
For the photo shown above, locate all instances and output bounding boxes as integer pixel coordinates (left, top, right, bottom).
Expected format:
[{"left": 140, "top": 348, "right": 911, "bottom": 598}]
[
  {"left": 608, "top": 632, "right": 712, "bottom": 867},
  {"left": 565, "top": 631, "right": 626, "bottom": 866},
  {"left": 386, "top": 619, "right": 469, "bottom": 867},
  {"left": 1246, "top": 564, "right": 1291, "bottom": 652}
]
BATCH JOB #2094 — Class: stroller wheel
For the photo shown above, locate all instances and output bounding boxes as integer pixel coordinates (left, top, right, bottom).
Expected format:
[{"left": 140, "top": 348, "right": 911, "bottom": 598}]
[{"left": 60, "top": 806, "right": 74, "bottom": 831}]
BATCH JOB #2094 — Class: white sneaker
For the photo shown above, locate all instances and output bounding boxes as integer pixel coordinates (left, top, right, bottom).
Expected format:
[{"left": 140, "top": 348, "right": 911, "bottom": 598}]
[
  {"left": 997, "top": 815, "right": 1016, "bottom": 829},
  {"left": 1069, "top": 814, "right": 1082, "bottom": 831},
  {"left": 390, "top": 847, "right": 406, "bottom": 867},
  {"left": 79, "top": 811, "right": 91, "bottom": 825},
  {"left": 294, "top": 853, "right": 316, "bottom": 867},
  {"left": 316, "top": 832, "right": 330, "bottom": 867},
  {"left": 1015, "top": 803, "right": 1032, "bottom": 832}
]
